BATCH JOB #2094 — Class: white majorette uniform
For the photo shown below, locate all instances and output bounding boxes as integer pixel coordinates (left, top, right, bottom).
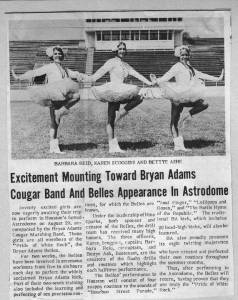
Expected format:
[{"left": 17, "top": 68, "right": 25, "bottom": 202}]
[
  {"left": 142, "top": 62, "right": 218, "bottom": 104},
  {"left": 90, "top": 57, "right": 149, "bottom": 102},
  {"left": 26, "top": 63, "right": 82, "bottom": 105}
]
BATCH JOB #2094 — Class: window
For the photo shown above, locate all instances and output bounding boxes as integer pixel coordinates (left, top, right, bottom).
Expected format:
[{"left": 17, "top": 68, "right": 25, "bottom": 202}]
[
  {"left": 178, "top": 17, "right": 183, "bottom": 21},
  {"left": 96, "top": 31, "right": 102, "bottom": 41},
  {"left": 173, "top": 18, "right": 177, "bottom": 21},
  {"left": 121, "top": 18, "right": 129, "bottom": 22},
  {"left": 102, "top": 31, "right": 111, "bottom": 41},
  {"left": 159, "top": 30, "right": 168, "bottom": 40},
  {"left": 96, "top": 19, "right": 101, "bottom": 22},
  {"left": 131, "top": 30, "right": 139, "bottom": 40},
  {"left": 130, "top": 18, "right": 135, "bottom": 22},
  {"left": 112, "top": 18, "right": 120, "bottom": 22},
  {"left": 121, "top": 30, "right": 130, "bottom": 40},
  {"left": 150, "top": 30, "right": 158, "bottom": 40},
  {"left": 168, "top": 18, "right": 172, "bottom": 22},
  {"left": 140, "top": 18, "right": 148, "bottom": 22},
  {"left": 168, "top": 30, "right": 173, "bottom": 40},
  {"left": 140, "top": 30, "right": 149, "bottom": 40},
  {"left": 149, "top": 18, "right": 158, "bottom": 22},
  {"left": 134, "top": 18, "right": 140, "bottom": 22},
  {"left": 86, "top": 19, "right": 91, "bottom": 22},
  {"left": 159, "top": 18, "right": 167, "bottom": 22},
  {"left": 112, "top": 31, "right": 120, "bottom": 41}
]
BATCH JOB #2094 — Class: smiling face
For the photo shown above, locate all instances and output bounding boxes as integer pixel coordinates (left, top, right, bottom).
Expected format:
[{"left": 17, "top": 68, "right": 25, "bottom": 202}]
[
  {"left": 117, "top": 43, "right": 127, "bottom": 59},
  {"left": 179, "top": 48, "right": 190, "bottom": 65},
  {"left": 52, "top": 48, "right": 64, "bottom": 63}
]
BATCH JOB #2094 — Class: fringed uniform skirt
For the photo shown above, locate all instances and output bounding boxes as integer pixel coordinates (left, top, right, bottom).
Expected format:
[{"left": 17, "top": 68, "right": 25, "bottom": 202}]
[
  {"left": 91, "top": 82, "right": 140, "bottom": 103},
  {"left": 140, "top": 79, "right": 206, "bottom": 105},
  {"left": 28, "top": 78, "right": 80, "bottom": 106}
]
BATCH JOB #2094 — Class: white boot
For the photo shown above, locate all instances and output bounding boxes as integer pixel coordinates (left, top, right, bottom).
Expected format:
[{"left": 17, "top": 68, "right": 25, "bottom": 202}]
[
  {"left": 109, "top": 138, "right": 125, "bottom": 153},
  {"left": 173, "top": 136, "right": 190, "bottom": 152},
  {"left": 50, "top": 139, "right": 64, "bottom": 154},
  {"left": 55, "top": 106, "right": 69, "bottom": 125}
]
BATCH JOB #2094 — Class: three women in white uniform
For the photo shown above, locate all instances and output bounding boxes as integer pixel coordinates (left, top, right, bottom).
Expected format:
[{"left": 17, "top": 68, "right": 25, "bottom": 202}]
[{"left": 12, "top": 43, "right": 224, "bottom": 154}]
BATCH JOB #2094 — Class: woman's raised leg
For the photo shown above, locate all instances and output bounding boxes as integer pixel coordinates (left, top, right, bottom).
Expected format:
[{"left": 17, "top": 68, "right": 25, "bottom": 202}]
[
  {"left": 55, "top": 92, "right": 81, "bottom": 125},
  {"left": 115, "top": 94, "right": 143, "bottom": 123},
  {"left": 178, "top": 99, "right": 209, "bottom": 128}
]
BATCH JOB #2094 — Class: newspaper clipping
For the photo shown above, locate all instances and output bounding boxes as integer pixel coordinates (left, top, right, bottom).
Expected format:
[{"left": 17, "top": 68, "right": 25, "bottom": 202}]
[{"left": 8, "top": 8, "right": 233, "bottom": 300}]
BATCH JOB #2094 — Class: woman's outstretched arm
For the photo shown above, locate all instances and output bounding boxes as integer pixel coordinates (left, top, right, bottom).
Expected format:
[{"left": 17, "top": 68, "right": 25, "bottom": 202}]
[
  {"left": 195, "top": 68, "right": 224, "bottom": 82},
  {"left": 128, "top": 67, "right": 152, "bottom": 85},
  {"left": 150, "top": 64, "right": 178, "bottom": 85},
  {"left": 11, "top": 65, "right": 50, "bottom": 81},
  {"left": 88, "top": 60, "right": 112, "bottom": 82},
  {"left": 67, "top": 69, "right": 89, "bottom": 82}
]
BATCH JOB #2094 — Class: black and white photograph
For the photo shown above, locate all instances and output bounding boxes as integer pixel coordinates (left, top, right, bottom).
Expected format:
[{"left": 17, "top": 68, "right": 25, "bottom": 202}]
[
  {"left": 9, "top": 11, "right": 227, "bottom": 159},
  {"left": 3, "top": 3, "right": 235, "bottom": 300}
]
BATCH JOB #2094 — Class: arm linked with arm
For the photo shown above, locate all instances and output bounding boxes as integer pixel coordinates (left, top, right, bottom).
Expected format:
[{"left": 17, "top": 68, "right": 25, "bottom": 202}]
[
  {"left": 89, "top": 60, "right": 112, "bottom": 82},
  {"left": 67, "top": 69, "right": 89, "bottom": 82},
  {"left": 156, "top": 64, "right": 177, "bottom": 84},
  {"left": 128, "top": 67, "right": 152, "bottom": 86}
]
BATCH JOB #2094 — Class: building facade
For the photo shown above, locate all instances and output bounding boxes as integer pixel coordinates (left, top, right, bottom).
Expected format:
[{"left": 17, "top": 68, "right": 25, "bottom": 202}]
[{"left": 84, "top": 17, "right": 184, "bottom": 50}]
